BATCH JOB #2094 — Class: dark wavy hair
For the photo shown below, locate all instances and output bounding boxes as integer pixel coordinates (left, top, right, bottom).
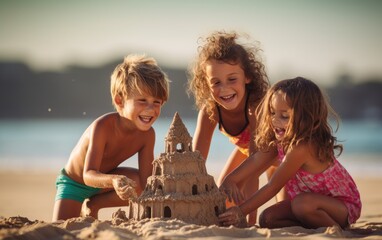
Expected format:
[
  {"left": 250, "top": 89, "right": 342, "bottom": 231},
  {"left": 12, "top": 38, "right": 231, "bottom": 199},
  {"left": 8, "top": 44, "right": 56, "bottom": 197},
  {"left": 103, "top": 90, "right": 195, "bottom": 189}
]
[{"left": 255, "top": 77, "right": 343, "bottom": 162}]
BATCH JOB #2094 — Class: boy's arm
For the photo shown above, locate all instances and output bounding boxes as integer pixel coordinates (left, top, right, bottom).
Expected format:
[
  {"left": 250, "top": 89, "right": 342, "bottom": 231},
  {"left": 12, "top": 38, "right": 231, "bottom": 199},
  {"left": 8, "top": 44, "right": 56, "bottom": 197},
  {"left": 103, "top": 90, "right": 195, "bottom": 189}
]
[
  {"left": 193, "top": 109, "right": 217, "bottom": 160},
  {"left": 137, "top": 128, "right": 156, "bottom": 189},
  {"left": 82, "top": 119, "right": 119, "bottom": 188}
]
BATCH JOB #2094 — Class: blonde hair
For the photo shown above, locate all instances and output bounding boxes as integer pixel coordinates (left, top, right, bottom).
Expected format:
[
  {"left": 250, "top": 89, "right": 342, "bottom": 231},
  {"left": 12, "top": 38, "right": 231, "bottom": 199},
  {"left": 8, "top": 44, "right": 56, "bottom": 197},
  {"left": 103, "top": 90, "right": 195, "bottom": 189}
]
[
  {"left": 187, "top": 31, "right": 268, "bottom": 120},
  {"left": 110, "top": 54, "right": 170, "bottom": 110},
  {"left": 255, "top": 77, "right": 343, "bottom": 163}
]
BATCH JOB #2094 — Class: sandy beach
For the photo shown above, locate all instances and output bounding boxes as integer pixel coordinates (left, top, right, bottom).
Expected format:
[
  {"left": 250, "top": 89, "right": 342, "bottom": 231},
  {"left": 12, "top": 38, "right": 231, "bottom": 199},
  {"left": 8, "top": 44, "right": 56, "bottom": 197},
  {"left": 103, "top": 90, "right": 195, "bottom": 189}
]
[{"left": 0, "top": 170, "right": 381, "bottom": 239}]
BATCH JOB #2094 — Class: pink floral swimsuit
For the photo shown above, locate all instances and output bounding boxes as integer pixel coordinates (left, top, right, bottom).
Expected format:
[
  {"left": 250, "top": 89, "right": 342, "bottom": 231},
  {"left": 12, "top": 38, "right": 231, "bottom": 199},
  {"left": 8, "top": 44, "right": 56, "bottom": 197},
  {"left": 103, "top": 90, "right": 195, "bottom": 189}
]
[{"left": 278, "top": 145, "right": 362, "bottom": 225}]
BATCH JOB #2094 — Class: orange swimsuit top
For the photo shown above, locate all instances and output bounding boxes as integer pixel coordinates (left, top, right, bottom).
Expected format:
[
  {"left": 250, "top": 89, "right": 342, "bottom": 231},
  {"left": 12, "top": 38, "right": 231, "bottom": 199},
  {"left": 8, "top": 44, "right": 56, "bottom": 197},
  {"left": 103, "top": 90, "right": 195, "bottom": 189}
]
[{"left": 217, "top": 96, "right": 251, "bottom": 156}]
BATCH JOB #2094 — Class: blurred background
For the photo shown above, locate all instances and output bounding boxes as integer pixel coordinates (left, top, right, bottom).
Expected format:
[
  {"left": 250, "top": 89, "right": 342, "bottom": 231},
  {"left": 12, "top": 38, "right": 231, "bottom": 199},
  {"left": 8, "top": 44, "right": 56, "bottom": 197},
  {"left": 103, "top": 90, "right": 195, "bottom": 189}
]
[{"left": 0, "top": 0, "right": 381, "bottom": 177}]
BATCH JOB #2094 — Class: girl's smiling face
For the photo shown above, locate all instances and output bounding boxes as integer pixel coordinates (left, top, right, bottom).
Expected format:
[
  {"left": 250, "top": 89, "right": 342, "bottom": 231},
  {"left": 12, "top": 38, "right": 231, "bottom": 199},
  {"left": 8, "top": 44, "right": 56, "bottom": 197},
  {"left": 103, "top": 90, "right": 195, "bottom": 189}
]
[
  {"left": 270, "top": 90, "right": 292, "bottom": 141},
  {"left": 205, "top": 59, "right": 250, "bottom": 111}
]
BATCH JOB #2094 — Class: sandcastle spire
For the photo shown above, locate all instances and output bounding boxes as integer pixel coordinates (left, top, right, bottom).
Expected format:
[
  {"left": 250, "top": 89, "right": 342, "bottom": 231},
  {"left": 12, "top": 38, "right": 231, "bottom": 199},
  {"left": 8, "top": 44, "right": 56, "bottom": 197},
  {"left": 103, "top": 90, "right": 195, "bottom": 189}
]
[{"left": 165, "top": 112, "right": 192, "bottom": 153}]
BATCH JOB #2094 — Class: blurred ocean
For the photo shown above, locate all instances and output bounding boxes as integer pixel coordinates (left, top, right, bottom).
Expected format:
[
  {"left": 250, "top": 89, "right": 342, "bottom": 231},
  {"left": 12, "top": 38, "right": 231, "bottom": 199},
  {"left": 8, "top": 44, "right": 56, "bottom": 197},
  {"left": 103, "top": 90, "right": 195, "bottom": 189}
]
[{"left": 0, "top": 118, "right": 381, "bottom": 178}]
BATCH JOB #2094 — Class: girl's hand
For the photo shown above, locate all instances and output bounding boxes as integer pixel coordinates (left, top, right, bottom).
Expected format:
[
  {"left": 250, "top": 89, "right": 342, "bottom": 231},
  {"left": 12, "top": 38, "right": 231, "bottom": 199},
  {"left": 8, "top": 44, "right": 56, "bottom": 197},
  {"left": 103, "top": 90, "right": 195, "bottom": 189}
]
[
  {"left": 112, "top": 175, "right": 138, "bottom": 200},
  {"left": 218, "top": 206, "right": 247, "bottom": 228},
  {"left": 219, "top": 178, "right": 244, "bottom": 205}
]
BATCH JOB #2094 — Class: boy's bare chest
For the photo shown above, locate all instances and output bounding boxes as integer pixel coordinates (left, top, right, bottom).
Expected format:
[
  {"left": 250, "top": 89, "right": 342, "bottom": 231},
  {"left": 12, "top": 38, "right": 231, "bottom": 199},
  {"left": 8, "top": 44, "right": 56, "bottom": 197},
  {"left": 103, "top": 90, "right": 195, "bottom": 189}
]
[{"left": 102, "top": 134, "right": 145, "bottom": 165}]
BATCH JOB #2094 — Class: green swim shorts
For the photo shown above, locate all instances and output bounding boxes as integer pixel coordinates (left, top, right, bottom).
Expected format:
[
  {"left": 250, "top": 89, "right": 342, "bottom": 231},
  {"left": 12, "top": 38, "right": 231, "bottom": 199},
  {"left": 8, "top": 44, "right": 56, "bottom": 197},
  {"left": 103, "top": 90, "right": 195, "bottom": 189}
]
[{"left": 55, "top": 168, "right": 100, "bottom": 202}]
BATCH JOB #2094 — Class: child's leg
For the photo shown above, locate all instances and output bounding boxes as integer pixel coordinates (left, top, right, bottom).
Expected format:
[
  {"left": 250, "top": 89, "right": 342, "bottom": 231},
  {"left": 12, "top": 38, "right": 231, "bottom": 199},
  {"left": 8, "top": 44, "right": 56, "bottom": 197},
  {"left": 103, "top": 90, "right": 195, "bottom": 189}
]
[
  {"left": 84, "top": 167, "right": 142, "bottom": 218},
  {"left": 52, "top": 199, "right": 82, "bottom": 221},
  {"left": 53, "top": 168, "right": 99, "bottom": 221},
  {"left": 259, "top": 199, "right": 300, "bottom": 228},
  {"left": 266, "top": 165, "right": 288, "bottom": 202},
  {"left": 241, "top": 174, "right": 259, "bottom": 225},
  {"left": 84, "top": 191, "right": 126, "bottom": 218},
  {"left": 291, "top": 193, "right": 349, "bottom": 229}
]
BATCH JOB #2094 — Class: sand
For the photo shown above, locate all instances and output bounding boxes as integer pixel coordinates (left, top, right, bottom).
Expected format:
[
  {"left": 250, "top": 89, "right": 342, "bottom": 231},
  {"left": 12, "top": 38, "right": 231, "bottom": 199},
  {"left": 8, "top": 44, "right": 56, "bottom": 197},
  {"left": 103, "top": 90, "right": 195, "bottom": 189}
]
[{"left": 0, "top": 170, "right": 381, "bottom": 239}]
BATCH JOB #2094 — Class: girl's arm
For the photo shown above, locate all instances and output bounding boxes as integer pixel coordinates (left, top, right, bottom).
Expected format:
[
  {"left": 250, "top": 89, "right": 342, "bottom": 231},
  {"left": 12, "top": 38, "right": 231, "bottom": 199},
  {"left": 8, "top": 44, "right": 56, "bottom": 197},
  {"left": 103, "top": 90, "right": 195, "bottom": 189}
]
[
  {"left": 247, "top": 105, "right": 257, "bottom": 155},
  {"left": 242, "top": 144, "right": 307, "bottom": 214},
  {"left": 220, "top": 148, "right": 278, "bottom": 204},
  {"left": 192, "top": 109, "right": 217, "bottom": 160},
  {"left": 219, "top": 144, "right": 309, "bottom": 226}
]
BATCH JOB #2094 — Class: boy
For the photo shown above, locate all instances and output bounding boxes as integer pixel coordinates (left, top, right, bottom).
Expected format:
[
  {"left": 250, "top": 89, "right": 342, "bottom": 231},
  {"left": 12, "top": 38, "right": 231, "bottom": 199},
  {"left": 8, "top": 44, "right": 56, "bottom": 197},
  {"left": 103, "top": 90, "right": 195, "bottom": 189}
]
[{"left": 52, "top": 54, "right": 170, "bottom": 221}]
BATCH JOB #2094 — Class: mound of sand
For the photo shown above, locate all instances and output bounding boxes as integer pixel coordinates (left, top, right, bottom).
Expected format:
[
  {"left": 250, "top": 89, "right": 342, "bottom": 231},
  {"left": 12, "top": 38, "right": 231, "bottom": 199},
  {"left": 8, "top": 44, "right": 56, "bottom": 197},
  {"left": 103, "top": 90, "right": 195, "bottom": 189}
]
[{"left": 1, "top": 209, "right": 381, "bottom": 240}]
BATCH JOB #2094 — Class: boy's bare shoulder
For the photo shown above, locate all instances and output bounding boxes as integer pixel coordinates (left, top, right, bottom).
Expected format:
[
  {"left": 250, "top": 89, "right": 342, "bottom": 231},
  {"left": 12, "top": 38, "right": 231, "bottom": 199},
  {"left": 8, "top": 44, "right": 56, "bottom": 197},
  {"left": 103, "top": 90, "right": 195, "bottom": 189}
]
[
  {"left": 91, "top": 112, "right": 119, "bottom": 125},
  {"left": 95, "top": 112, "right": 119, "bottom": 121},
  {"left": 85, "top": 112, "right": 120, "bottom": 134}
]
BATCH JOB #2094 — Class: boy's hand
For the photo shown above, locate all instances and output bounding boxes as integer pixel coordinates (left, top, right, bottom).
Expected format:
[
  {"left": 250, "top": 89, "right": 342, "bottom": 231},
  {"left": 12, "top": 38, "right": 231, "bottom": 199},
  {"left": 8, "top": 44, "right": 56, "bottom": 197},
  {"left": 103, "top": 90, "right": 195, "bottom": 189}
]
[
  {"left": 218, "top": 206, "right": 247, "bottom": 228},
  {"left": 219, "top": 178, "right": 244, "bottom": 205},
  {"left": 112, "top": 176, "right": 138, "bottom": 201}
]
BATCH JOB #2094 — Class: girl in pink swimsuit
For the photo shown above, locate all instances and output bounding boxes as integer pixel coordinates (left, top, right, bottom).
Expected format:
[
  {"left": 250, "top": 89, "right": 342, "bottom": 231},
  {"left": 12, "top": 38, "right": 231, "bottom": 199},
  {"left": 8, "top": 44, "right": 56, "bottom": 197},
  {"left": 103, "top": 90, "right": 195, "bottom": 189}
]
[{"left": 219, "top": 77, "right": 361, "bottom": 229}]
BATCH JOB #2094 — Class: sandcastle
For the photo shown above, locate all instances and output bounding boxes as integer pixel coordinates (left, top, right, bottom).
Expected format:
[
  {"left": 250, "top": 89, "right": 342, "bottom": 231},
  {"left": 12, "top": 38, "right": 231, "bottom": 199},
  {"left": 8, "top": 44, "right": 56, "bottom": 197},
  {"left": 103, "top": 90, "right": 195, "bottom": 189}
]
[{"left": 127, "top": 112, "right": 226, "bottom": 225}]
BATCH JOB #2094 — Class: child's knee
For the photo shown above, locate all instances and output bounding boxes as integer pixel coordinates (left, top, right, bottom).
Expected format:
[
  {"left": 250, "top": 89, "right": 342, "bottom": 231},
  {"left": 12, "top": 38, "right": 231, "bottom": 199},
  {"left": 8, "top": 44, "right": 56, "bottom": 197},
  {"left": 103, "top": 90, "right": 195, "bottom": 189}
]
[
  {"left": 82, "top": 198, "right": 99, "bottom": 217},
  {"left": 259, "top": 208, "right": 273, "bottom": 228},
  {"left": 291, "top": 193, "right": 315, "bottom": 217}
]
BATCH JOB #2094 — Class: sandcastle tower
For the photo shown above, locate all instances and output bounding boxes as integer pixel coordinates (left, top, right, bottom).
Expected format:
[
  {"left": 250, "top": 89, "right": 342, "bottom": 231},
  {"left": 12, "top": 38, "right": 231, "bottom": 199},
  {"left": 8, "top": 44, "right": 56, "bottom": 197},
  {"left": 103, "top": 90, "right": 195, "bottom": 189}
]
[{"left": 128, "top": 112, "right": 226, "bottom": 225}]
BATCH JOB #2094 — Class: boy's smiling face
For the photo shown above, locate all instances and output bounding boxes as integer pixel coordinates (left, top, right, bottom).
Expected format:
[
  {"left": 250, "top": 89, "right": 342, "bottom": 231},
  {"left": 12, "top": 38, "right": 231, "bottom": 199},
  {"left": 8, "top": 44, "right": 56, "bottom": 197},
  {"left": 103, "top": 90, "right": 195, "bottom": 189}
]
[
  {"left": 118, "top": 90, "right": 163, "bottom": 131},
  {"left": 270, "top": 90, "right": 292, "bottom": 141}
]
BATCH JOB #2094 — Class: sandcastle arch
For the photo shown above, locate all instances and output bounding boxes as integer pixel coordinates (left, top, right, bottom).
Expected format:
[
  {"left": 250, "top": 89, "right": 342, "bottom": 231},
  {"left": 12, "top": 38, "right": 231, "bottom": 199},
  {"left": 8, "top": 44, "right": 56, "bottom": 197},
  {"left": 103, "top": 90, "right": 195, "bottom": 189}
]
[{"left": 164, "top": 206, "right": 171, "bottom": 218}]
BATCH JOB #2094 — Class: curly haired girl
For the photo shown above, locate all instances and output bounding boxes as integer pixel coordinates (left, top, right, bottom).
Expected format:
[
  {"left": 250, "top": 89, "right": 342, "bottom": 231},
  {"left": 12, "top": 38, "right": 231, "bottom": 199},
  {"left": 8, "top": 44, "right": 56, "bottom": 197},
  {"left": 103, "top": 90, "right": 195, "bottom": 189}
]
[{"left": 187, "top": 31, "right": 278, "bottom": 224}]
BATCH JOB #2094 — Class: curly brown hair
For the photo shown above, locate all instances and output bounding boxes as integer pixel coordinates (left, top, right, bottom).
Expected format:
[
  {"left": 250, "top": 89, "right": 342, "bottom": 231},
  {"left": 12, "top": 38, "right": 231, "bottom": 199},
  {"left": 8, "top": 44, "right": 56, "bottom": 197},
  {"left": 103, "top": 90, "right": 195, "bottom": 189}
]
[
  {"left": 187, "top": 31, "right": 269, "bottom": 120},
  {"left": 255, "top": 77, "right": 343, "bottom": 162}
]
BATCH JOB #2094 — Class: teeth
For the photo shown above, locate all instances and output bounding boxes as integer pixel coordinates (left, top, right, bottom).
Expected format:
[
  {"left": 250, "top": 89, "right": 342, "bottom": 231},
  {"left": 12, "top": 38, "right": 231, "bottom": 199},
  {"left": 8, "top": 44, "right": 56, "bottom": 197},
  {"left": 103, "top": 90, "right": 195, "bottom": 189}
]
[
  {"left": 275, "top": 128, "right": 285, "bottom": 135},
  {"left": 140, "top": 116, "right": 152, "bottom": 123},
  {"left": 221, "top": 94, "right": 234, "bottom": 100}
]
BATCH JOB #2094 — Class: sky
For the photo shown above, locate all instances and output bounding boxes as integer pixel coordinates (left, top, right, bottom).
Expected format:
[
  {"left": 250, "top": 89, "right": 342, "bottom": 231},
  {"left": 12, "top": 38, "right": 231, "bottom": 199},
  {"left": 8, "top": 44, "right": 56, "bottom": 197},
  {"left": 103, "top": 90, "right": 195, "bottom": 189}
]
[{"left": 1, "top": 0, "right": 381, "bottom": 86}]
